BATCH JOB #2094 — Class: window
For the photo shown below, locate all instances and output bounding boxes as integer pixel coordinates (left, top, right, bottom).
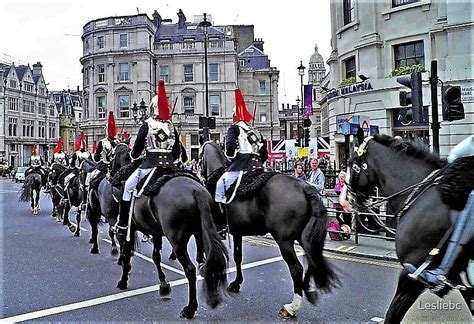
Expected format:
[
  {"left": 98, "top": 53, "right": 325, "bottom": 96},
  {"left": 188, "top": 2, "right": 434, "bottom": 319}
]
[
  {"left": 239, "top": 59, "right": 245, "bottom": 67},
  {"left": 84, "top": 97, "right": 89, "bottom": 119},
  {"left": 23, "top": 100, "right": 35, "bottom": 113},
  {"left": 392, "top": 0, "right": 419, "bottom": 7},
  {"left": 183, "top": 96, "right": 195, "bottom": 114},
  {"left": 49, "top": 104, "right": 56, "bottom": 116},
  {"left": 38, "top": 102, "right": 46, "bottom": 115},
  {"left": 118, "top": 95, "right": 130, "bottom": 118},
  {"left": 191, "top": 134, "right": 199, "bottom": 146},
  {"left": 49, "top": 123, "right": 56, "bottom": 139},
  {"left": 394, "top": 41, "right": 424, "bottom": 68},
  {"left": 22, "top": 120, "right": 35, "bottom": 137},
  {"left": 210, "top": 94, "right": 220, "bottom": 116},
  {"left": 259, "top": 80, "right": 266, "bottom": 95},
  {"left": 38, "top": 121, "right": 46, "bottom": 138},
  {"left": 183, "top": 64, "right": 194, "bottom": 82},
  {"left": 97, "top": 95, "right": 106, "bottom": 119},
  {"left": 8, "top": 118, "right": 17, "bottom": 136},
  {"left": 9, "top": 79, "right": 17, "bottom": 88},
  {"left": 259, "top": 104, "right": 267, "bottom": 122},
  {"left": 55, "top": 95, "right": 61, "bottom": 103},
  {"left": 98, "top": 64, "right": 106, "bottom": 83},
  {"left": 119, "top": 34, "right": 128, "bottom": 48},
  {"left": 119, "top": 63, "right": 129, "bottom": 81},
  {"left": 181, "top": 41, "right": 195, "bottom": 49},
  {"left": 344, "top": 56, "right": 356, "bottom": 79},
  {"left": 24, "top": 82, "right": 34, "bottom": 93},
  {"left": 98, "top": 36, "right": 105, "bottom": 49},
  {"left": 84, "top": 68, "right": 89, "bottom": 86},
  {"left": 160, "top": 65, "right": 170, "bottom": 83},
  {"left": 343, "top": 0, "right": 354, "bottom": 25},
  {"left": 85, "top": 39, "right": 89, "bottom": 52},
  {"left": 209, "top": 63, "right": 218, "bottom": 82},
  {"left": 38, "top": 87, "right": 45, "bottom": 96},
  {"left": 8, "top": 97, "right": 19, "bottom": 111}
]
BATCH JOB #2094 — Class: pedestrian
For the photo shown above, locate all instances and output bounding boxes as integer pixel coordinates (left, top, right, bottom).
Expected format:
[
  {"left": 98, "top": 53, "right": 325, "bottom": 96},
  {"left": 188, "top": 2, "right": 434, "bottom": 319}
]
[
  {"left": 333, "top": 170, "right": 351, "bottom": 238},
  {"left": 292, "top": 163, "right": 306, "bottom": 181},
  {"left": 307, "top": 158, "right": 325, "bottom": 196}
]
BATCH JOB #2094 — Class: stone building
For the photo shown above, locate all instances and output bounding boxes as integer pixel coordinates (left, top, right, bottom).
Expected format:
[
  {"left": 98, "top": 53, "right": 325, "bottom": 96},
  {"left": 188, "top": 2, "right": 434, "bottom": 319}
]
[
  {"left": 323, "top": 0, "right": 473, "bottom": 166},
  {"left": 80, "top": 9, "right": 279, "bottom": 160},
  {"left": 0, "top": 62, "right": 58, "bottom": 167}
]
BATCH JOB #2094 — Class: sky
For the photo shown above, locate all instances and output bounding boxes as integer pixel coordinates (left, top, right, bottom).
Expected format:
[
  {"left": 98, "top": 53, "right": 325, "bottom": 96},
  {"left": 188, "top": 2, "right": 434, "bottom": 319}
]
[{"left": 1, "top": 0, "right": 331, "bottom": 105}]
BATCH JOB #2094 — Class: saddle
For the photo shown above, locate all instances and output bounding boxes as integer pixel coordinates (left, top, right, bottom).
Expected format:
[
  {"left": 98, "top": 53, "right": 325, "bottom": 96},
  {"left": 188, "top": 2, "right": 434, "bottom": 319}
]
[
  {"left": 226, "top": 169, "right": 279, "bottom": 200},
  {"left": 438, "top": 156, "right": 474, "bottom": 211},
  {"left": 136, "top": 169, "right": 201, "bottom": 196}
]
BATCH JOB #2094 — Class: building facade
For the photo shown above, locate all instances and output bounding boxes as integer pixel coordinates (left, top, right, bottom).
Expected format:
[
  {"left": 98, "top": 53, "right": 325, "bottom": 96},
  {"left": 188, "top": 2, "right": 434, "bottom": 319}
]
[
  {"left": 324, "top": 0, "right": 473, "bottom": 167},
  {"left": 80, "top": 9, "right": 280, "bottom": 160},
  {"left": 0, "top": 62, "right": 58, "bottom": 167},
  {"left": 307, "top": 44, "right": 326, "bottom": 138}
]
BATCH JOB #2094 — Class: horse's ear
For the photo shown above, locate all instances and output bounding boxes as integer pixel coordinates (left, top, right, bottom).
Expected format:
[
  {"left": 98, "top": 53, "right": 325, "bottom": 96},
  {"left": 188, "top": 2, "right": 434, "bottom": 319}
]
[{"left": 356, "top": 127, "right": 365, "bottom": 146}]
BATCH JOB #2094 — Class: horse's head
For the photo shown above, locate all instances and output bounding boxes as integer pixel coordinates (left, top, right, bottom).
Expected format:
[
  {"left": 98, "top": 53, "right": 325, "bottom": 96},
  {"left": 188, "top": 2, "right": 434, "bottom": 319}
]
[
  {"left": 110, "top": 143, "right": 131, "bottom": 174},
  {"left": 346, "top": 130, "right": 380, "bottom": 203},
  {"left": 198, "top": 142, "right": 228, "bottom": 180},
  {"left": 49, "top": 164, "right": 66, "bottom": 185}
]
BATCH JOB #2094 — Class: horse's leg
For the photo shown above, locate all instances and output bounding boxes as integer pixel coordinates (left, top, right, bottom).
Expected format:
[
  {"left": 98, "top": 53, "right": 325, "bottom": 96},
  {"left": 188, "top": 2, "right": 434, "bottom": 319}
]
[
  {"left": 460, "top": 287, "right": 474, "bottom": 314},
  {"left": 228, "top": 235, "right": 243, "bottom": 293},
  {"left": 152, "top": 237, "right": 170, "bottom": 296},
  {"left": 273, "top": 238, "right": 304, "bottom": 319},
  {"left": 74, "top": 205, "right": 81, "bottom": 237},
  {"left": 194, "top": 230, "right": 205, "bottom": 265},
  {"left": 89, "top": 210, "right": 99, "bottom": 254},
  {"left": 385, "top": 270, "right": 426, "bottom": 323},
  {"left": 173, "top": 241, "right": 198, "bottom": 319},
  {"left": 33, "top": 189, "right": 39, "bottom": 215},
  {"left": 109, "top": 226, "right": 119, "bottom": 256},
  {"left": 117, "top": 229, "right": 136, "bottom": 290}
]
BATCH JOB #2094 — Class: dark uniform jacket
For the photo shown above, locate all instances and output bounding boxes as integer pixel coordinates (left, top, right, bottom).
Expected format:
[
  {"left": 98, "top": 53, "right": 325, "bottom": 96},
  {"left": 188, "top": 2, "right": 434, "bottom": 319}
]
[
  {"left": 131, "top": 122, "right": 181, "bottom": 169},
  {"left": 225, "top": 124, "right": 268, "bottom": 172}
]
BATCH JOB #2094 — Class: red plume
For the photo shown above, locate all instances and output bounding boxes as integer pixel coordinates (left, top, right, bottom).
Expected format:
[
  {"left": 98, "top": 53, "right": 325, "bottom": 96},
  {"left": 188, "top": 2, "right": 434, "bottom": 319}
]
[
  {"left": 122, "top": 131, "right": 130, "bottom": 142},
  {"left": 92, "top": 140, "right": 97, "bottom": 154},
  {"left": 31, "top": 144, "right": 37, "bottom": 156},
  {"left": 107, "top": 111, "right": 118, "bottom": 137},
  {"left": 157, "top": 80, "right": 170, "bottom": 121},
  {"left": 54, "top": 137, "right": 64, "bottom": 153},
  {"left": 234, "top": 88, "right": 254, "bottom": 123}
]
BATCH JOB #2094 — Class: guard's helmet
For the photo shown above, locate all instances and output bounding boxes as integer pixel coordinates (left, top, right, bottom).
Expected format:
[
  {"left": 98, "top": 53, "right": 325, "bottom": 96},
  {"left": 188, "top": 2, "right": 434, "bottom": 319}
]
[{"left": 106, "top": 111, "right": 118, "bottom": 138}]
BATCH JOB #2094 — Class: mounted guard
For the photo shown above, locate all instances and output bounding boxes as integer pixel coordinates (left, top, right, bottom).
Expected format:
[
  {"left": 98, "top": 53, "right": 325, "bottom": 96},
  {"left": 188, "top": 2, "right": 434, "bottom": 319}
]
[
  {"left": 214, "top": 88, "right": 268, "bottom": 205},
  {"left": 25, "top": 144, "right": 47, "bottom": 187},
  {"left": 64, "top": 131, "right": 90, "bottom": 188},
  {"left": 85, "top": 111, "right": 120, "bottom": 188},
  {"left": 50, "top": 136, "right": 69, "bottom": 167},
  {"left": 118, "top": 80, "right": 181, "bottom": 226}
]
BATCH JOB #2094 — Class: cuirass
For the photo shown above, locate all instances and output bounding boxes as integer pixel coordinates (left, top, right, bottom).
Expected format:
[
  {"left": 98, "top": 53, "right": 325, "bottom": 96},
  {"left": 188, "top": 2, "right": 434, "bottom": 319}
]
[
  {"left": 237, "top": 121, "right": 261, "bottom": 154},
  {"left": 145, "top": 118, "right": 175, "bottom": 152},
  {"left": 31, "top": 156, "right": 41, "bottom": 167}
]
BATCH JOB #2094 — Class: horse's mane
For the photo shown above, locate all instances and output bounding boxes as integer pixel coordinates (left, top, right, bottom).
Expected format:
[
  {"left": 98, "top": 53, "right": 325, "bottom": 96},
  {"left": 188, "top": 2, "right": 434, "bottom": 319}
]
[
  {"left": 202, "top": 142, "right": 228, "bottom": 164},
  {"left": 372, "top": 134, "right": 444, "bottom": 168}
]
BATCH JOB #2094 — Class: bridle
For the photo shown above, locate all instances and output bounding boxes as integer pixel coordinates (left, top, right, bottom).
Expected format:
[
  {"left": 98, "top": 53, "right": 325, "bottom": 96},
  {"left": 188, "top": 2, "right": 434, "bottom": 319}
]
[{"left": 347, "top": 137, "right": 444, "bottom": 234}]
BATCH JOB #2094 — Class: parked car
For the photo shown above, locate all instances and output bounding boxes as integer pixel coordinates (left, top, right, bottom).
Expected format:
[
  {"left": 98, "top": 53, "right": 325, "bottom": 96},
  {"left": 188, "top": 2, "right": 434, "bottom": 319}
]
[{"left": 14, "top": 166, "right": 28, "bottom": 183}]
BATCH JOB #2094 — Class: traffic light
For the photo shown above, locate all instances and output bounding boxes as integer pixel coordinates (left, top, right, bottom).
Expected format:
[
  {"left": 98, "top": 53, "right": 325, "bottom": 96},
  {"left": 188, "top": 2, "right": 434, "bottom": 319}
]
[
  {"left": 400, "top": 107, "right": 413, "bottom": 123},
  {"left": 303, "top": 128, "right": 310, "bottom": 147},
  {"left": 442, "top": 85, "right": 464, "bottom": 121},
  {"left": 303, "top": 118, "right": 312, "bottom": 128},
  {"left": 396, "top": 71, "right": 423, "bottom": 122}
]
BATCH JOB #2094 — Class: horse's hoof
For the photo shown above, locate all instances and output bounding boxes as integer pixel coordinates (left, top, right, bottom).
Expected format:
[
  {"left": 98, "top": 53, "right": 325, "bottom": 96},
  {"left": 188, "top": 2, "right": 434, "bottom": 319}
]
[
  {"left": 179, "top": 306, "right": 195, "bottom": 319},
  {"left": 74, "top": 232, "right": 80, "bottom": 237},
  {"left": 89, "top": 238, "right": 94, "bottom": 244},
  {"left": 304, "top": 291, "right": 318, "bottom": 305},
  {"left": 68, "top": 225, "right": 76, "bottom": 233},
  {"left": 117, "top": 259, "right": 123, "bottom": 266},
  {"left": 227, "top": 282, "right": 240, "bottom": 293},
  {"left": 278, "top": 307, "right": 296, "bottom": 319},
  {"left": 90, "top": 247, "right": 99, "bottom": 254},
  {"left": 159, "top": 283, "right": 171, "bottom": 296},
  {"left": 116, "top": 281, "right": 127, "bottom": 290},
  {"left": 56, "top": 218, "right": 61, "bottom": 223}
]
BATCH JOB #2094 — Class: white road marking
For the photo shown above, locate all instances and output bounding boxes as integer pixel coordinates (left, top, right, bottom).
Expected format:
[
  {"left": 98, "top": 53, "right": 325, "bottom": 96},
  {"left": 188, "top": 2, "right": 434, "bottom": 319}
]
[
  {"left": 370, "top": 316, "right": 384, "bottom": 322},
  {"left": 1, "top": 250, "right": 298, "bottom": 322}
]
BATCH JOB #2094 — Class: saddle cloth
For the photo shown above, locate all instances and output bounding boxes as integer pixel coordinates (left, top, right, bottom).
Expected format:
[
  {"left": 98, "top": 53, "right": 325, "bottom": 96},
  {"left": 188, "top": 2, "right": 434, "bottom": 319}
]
[
  {"left": 207, "top": 169, "right": 279, "bottom": 201},
  {"left": 438, "top": 156, "right": 474, "bottom": 211},
  {"left": 110, "top": 158, "right": 143, "bottom": 188},
  {"left": 136, "top": 169, "right": 201, "bottom": 196}
]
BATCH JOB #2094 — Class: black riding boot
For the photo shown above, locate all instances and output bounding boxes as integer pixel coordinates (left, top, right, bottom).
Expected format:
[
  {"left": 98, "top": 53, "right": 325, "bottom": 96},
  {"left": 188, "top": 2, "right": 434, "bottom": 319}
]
[
  {"left": 117, "top": 200, "right": 132, "bottom": 230},
  {"left": 215, "top": 203, "right": 228, "bottom": 239}
]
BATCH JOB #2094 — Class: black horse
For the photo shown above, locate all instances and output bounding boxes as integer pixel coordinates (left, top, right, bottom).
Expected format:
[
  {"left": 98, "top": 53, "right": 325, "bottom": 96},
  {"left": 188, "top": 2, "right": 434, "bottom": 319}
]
[
  {"left": 347, "top": 132, "right": 473, "bottom": 323},
  {"left": 115, "top": 168, "right": 228, "bottom": 319},
  {"left": 19, "top": 172, "right": 43, "bottom": 215},
  {"left": 199, "top": 142, "right": 338, "bottom": 318},
  {"left": 87, "top": 143, "right": 130, "bottom": 256},
  {"left": 62, "top": 160, "right": 95, "bottom": 236},
  {"left": 48, "top": 163, "right": 68, "bottom": 222}
]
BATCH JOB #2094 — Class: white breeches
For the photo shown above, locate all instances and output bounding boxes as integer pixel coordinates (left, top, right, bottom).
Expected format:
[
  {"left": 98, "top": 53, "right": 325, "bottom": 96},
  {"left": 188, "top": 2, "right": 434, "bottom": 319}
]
[{"left": 122, "top": 168, "right": 153, "bottom": 201}]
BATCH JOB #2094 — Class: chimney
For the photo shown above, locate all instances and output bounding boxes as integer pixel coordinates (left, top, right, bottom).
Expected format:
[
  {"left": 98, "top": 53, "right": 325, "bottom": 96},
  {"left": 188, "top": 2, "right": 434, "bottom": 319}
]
[
  {"left": 32, "top": 62, "right": 43, "bottom": 76},
  {"left": 152, "top": 10, "right": 162, "bottom": 28},
  {"left": 177, "top": 9, "right": 187, "bottom": 29},
  {"left": 253, "top": 38, "right": 264, "bottom": 52}
]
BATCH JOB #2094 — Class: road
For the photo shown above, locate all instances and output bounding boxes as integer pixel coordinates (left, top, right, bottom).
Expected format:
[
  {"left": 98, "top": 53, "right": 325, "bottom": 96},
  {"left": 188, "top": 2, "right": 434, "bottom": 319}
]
[{"left": 1, "top": 178, "right": 471, "bottom": 322}]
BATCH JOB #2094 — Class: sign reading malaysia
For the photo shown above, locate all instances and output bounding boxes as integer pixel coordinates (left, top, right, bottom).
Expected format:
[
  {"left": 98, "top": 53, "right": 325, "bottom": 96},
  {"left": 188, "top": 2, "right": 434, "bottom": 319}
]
[{"left": 327, "top": 82, "right": 373, "bottom": 99}]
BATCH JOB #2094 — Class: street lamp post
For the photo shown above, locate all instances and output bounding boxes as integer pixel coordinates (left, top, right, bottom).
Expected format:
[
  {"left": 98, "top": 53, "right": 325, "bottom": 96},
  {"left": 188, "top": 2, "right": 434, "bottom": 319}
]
[
  {"left": 296, "top": 97, "right": 301, "bottom": 145},
  {"left": 269, "top": 69, "right": 274, "bottom": 141},
  {"left": 297, "top": 61, "right": 306, "bottom": 147},
  {"left": 199, "top": 13, "right": 212, "bottom": 141},
  {"left": 131, "top": 99, "right": 148, "bottom": 125}
]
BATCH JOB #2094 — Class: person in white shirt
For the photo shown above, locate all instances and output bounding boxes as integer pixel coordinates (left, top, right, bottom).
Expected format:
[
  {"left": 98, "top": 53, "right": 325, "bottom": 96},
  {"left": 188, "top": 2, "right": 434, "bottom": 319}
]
[{"left": 307, "top": 158, "right": 325, "bottom": 196}]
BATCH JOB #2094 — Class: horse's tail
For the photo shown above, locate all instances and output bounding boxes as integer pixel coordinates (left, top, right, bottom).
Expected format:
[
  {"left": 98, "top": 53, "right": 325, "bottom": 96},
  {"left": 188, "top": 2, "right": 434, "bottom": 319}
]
[
  {"left": 300, "top": 184, "right": 339, "bottom": 303},
  {"left": 194, "top": 190, "right": 228, "bottom": 308},
  {"left": 19, "top": 174, "right": 35, "bottom": 202}
]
